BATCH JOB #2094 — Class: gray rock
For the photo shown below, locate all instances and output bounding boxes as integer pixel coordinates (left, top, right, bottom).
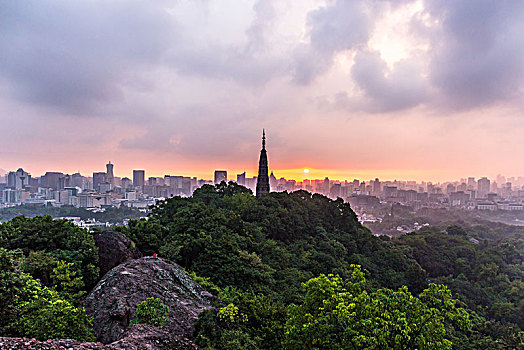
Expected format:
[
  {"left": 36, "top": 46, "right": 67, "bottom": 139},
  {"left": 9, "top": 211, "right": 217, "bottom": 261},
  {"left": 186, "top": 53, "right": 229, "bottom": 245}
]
[
  {"left": 0, "top": 325, "right": 198, "bottom": 349},
  {"left": 82, "top": 257, "right": 215, "bottom": 344},
  {"left": 93, "top": 231, "right": 142, "bottom": 277}
]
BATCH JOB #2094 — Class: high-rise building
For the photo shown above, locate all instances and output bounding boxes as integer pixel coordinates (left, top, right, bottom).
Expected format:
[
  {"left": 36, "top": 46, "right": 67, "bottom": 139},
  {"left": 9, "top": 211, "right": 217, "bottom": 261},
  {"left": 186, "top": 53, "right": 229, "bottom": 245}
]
[
  {"left": 71, "top": 173, "right": 85, "bottom": 189},
  {"left": 372, "top": 178, "right": 381, "bottom": 195},
  {"left": 133, "top": 170, "right": 145, "bottom": 188},
  {"left": 93, "top": 172, "right": 107, "bottom": 191},
  {"left": 256, "top": 130, "right": 270, "bottom": 198},
  {"left": 323, "top": 177, "right": 330, "bottom": 195},
  {"left": 214, "top": 170, "right": 227, "bottom": 185},
  {"left": 7, "top": 168, "right": 30, "bottom": 190},
  {"left": 269, "top": 171, "right": 277, "bottom": 190},
  {"left": 106, "top": 161, "right": 114, "bottom": 185},
  {"left": 237, "top": 172, "right": 246, "bottom": 186},
  {"left": 467, "top": 177, "right": 476, "bottom": 190},
  {"left": 121, "top": 177, "right": 132, "bottom": 190},
  {"left": 41, "top": 172, "right": 65, "bottom": 190},
  {"left": 477, "top": 177, "right": 490, "bottom": 198}
]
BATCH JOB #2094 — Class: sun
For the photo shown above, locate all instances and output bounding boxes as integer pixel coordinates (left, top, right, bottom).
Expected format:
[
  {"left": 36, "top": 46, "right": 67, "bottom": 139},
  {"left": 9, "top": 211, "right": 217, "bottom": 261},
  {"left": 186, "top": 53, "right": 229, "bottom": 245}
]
[{"left": 303, "top": 168, "right": 310, "bottom": 174}]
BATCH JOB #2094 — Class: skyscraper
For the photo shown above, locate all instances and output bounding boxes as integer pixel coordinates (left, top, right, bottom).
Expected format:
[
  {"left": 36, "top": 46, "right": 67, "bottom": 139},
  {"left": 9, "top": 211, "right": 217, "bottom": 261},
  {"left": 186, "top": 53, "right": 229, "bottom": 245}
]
[
  {"left": 93, "top": 172, "right": 107, "bottom": 191},
  {"left": 477, "top": 177, "right": 490, "bottom": 198},
  {"left": 106, "top": 161, "right": 114, "bottom": 185},
  {"left": 133, "top": 170, "right": 145, "bottom": 188},
  {"left": 237, "top": 172, "right": 246, "bottom": 186},
  {"left": 256, "top": 130, "right": 270, "bottom": 198},
  {"left": 214, "top": 170, "right": 227, "bottom": 184}
]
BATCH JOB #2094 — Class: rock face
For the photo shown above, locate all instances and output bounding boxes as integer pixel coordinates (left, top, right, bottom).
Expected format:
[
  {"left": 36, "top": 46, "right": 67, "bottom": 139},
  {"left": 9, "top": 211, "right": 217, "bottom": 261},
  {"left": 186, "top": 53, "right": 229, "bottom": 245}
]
[
  {"left": 82, "top": 257, "right": 215, "bottom": 344},
  {"left": 93, "top": 231, "right": 142, "bottom": 276},
  {"left": 0, "top": 325, "right": 198, "bottom": 349}
]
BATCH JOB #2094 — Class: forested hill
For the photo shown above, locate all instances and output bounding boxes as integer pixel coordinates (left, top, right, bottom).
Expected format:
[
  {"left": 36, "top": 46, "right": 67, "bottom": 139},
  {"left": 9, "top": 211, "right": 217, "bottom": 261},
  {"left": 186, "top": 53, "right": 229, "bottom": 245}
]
[
  {"left": 120, "top": 182, "right": 427, "bottom": 302},
  {"left": 1, "top": 182, "right": 522, "bottom": 348},
  {"left": 117, "top": 182, "right": 522, "bottom": 348}
]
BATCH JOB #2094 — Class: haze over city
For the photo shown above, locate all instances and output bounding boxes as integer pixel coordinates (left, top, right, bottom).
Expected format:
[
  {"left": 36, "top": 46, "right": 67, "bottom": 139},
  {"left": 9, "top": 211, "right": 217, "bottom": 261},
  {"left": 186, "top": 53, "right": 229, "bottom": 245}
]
[{"left": 1, "top": 1, "right": 523, "bottom": 182}]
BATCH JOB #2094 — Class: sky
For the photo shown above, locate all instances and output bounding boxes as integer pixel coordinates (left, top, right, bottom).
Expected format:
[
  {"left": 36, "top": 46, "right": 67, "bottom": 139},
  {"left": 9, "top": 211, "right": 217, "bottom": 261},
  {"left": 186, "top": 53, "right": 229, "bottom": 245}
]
[{"left": 1, "top": 0, "right": 523, "bottom": 182}]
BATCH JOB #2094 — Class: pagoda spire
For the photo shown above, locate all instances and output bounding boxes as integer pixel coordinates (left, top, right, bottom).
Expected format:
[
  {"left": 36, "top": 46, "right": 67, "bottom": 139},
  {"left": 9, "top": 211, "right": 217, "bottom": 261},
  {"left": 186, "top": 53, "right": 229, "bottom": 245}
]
[{"left": 256, "top": 129, "right": 270, "bottom": 198}]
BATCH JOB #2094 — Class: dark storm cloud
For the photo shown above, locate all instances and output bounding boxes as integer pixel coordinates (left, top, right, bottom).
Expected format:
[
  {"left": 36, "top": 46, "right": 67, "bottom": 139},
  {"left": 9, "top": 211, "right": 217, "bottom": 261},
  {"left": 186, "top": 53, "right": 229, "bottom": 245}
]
[{"left": 424, "top": 0, "right": 524, "bottom": 110}]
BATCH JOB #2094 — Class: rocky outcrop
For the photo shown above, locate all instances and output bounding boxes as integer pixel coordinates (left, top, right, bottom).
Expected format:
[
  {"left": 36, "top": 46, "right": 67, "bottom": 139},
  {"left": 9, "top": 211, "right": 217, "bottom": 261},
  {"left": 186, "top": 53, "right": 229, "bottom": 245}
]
[
  {"left": 108, "top": 324, "right": 199, "bottom": 349},
  {"left": 93, "top": 231, "right": 142, "bottom": 276},
  {"left": 82, "top": 257, "right": 215, "bottom": 344},
  {"left": 0, "top": 325, "right": 198, "bottom": 349}
]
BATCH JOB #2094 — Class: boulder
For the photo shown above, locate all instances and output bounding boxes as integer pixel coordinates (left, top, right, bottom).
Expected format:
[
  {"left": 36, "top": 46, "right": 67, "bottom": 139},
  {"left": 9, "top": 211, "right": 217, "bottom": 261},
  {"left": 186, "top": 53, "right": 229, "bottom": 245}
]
[
  {"left": 82, "top": 257, "right": 215, "bottom": 344},
  {"left": 93, "top": 231, "right": 142, "bottom": 276}
]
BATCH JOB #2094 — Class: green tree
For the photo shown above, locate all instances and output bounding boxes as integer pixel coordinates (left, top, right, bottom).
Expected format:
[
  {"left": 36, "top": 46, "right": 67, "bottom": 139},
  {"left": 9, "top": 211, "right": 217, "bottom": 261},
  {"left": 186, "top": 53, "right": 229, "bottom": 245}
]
[
  {"left": 0, "top": 215, "right": 99, "bottom": 288},
  {"left": 284, "top": 266, "right": 470, "bottom": 350},
  {"left": 0, "top": 248, "right": 26, "bottom": 335},
  {"left": 0, "top": 248, "right": 95, "bottom": 341},
  {"left": 16, "top": 280, "right": 95, "bottom": 342},
  {"left": 51, "top": 260, "right": 86, "bottom": 304},
  {"left": 21, "top": 250, "right": 57, "bottom": 286},
  {"left": 131, "top": 297, "right": 170, "bottom": 327}
]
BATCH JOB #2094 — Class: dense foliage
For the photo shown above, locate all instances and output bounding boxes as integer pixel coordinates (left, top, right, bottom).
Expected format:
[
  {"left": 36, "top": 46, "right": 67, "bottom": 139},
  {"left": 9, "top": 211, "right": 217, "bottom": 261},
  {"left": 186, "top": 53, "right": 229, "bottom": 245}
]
[
  {"left": 120, "top": 183, "right": 501, "bottom": 349},
  {"left": 0, "top": 248, "right": 95, "bottom": 341},
  {"left": 131, "top": 297, "right": 170, "bottom": 327},
  {"left": 393, "top": 225, "right": 524, "bottom": 347},
  {"left": 0, "top": 216, "right": 98, "bottom": 341},
  {"left": 120, "top": 183, "right": 428, "bottom": 304},
  {"left": 284, "top": 266, "right": 470, "bottom": 349},
  {"left": 0, "top": 215, "right": 99, "bottom": 289}
]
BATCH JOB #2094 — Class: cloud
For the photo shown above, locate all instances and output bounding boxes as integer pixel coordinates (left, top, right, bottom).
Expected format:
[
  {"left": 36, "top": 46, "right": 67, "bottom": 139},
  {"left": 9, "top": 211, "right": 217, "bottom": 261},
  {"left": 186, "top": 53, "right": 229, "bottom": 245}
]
[
  {"left": 292, "top": 0, "right": 371, "bottom": 84},
  {"left": 340, "top": 50, "right": 429, "bottom": 112},
  {"left": 0, "top": 0, "right": 288, "bottom": 117},
  {"left": 0, "top": 1, "right": 177, "bottom": 115},
  {"left": 424, "top": 0, "right": 524, "bottom": 110}
]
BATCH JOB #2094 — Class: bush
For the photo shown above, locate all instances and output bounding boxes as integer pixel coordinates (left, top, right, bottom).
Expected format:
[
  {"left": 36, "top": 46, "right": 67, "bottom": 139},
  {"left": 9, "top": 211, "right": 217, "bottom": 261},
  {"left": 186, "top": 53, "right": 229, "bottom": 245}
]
[{"left": 131, "top": 297, "right": 169, "bottom": 327}]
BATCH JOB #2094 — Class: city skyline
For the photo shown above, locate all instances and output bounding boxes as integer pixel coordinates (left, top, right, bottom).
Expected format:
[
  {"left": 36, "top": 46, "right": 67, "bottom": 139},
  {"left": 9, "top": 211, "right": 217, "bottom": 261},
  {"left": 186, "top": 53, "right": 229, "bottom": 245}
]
[
  {"left": 2, "top": 162, "right": 524, "bottom": 188},
  {"left": 1, "top": 1, "right": 523, "bottom": 181}
]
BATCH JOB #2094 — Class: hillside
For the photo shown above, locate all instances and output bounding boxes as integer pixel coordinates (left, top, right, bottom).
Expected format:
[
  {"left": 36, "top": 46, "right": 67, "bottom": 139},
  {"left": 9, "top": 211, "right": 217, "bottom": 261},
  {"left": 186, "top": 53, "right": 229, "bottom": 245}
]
[{"left": 0, "top": 182, "right": 522, "bottom": 349}]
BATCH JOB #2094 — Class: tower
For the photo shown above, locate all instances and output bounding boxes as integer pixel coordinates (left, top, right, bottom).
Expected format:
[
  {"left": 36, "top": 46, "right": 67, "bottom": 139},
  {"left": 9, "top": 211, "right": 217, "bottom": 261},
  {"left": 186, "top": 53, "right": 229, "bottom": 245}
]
[
  {"left": 256, "top": 129, "right": 270, "bottom": 198},
  {"left": 106, "top": 161, "right": 114, "bottom": 186}
]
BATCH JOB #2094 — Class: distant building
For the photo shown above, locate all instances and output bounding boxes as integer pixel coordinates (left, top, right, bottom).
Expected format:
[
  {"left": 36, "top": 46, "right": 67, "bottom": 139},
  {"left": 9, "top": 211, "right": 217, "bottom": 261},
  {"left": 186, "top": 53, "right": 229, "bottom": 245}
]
[
  {"left": 476, "top": 201, "right": 497, "bottom": 211},
  {"left": 106, "top": 161, "right": 114, "bottom": 185},
  {"left": 323, "top": 177, "right": 330, "bottom": 195},
  {"left": 71, "top": 173, "right": 85, "bottom": 189},
  {"left": 237, "top": 171, "right": 246, "bottom": 186},
  {"left": 40, "top": 172, "right": 65, "bottom": 190},
  {"left": 93, "top": 172, "right": 107, "bottom": 191},
  {"left": 477, "top": 177, "right": 490, "bottom": 198},
  {"left": 330, "top": 183, "right": 341, "bottom": 198},
  {"left": 121, "top": 177, "right": 132, "bottom": 190},
  {"left": 237, "top": 172, "right": 246, "bottom": 186},
  {"left": 467, "top": 177, "right": 476, "bottom": 190},
  {"left": 214, "top": 170, "right": 227, "bottom": 185},
  {"left": 269, "top": 171, "right": 277, "bottom": 190},
  {"left": 372, "top": 178, "right": 381, "bottom": 195},
  {"left": 384, "top": 186, "right": 398, "bottom": 198},
  {"left": 133, "top": 170, "right": 145, "bottom": 188},
  {"left": 7, "top": 168, "right": 30, "bottom": 190}
]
